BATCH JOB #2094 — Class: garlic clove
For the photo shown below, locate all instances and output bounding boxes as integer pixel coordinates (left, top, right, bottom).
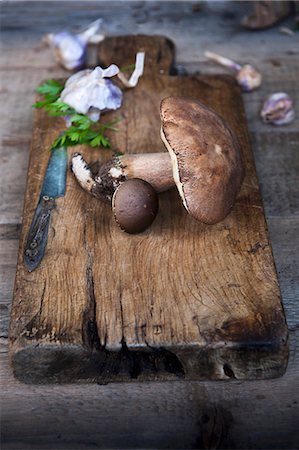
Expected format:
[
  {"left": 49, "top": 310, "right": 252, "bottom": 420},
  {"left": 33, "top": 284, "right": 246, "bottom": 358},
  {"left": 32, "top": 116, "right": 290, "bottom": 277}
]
[
  {"left": 46, "top": 19, "right": 104, "bottom": 71},
  {"left": 63, "top": 68, "right": 89, "bottom": 89},
  {"left": 204, "top": 51, "right": 262, "bottom": 92},
  {"left": 261, "top": 93, "right": 295, "bottom": 125},
  {"left": 236, "top": 64, "right": 262, "bottom": 92},
  {"left": 87, "top": 108, "right": 101, "bottom": 122},
  {"left": 103, "top": 80, "right": 123, "bottom": 110},
  {"left": 48, "top": 31, "right": 86, "bottom": 71},
  {"left": 78, "top": 19, "right": 104, "bottom": 44},
  {"left": 59, "top": 65, "right": 123, "bottom": 119}
]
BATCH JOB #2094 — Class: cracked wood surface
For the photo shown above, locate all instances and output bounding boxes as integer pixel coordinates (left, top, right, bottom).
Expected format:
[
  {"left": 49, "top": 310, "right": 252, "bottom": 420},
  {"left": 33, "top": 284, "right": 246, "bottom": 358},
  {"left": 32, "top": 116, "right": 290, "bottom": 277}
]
[
  {"left": 9, "top": 34, "right": 288, "bottom": 383},
  {"left": 1, "top": 2, "right": 299, "bottom": 449}
]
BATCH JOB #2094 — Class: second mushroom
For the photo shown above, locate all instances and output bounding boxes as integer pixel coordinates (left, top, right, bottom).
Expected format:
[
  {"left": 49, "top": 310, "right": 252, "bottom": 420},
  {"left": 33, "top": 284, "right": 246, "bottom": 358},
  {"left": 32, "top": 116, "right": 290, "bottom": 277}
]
[{"left": 71, "top": 96, "right": 245, "bottom": 226}]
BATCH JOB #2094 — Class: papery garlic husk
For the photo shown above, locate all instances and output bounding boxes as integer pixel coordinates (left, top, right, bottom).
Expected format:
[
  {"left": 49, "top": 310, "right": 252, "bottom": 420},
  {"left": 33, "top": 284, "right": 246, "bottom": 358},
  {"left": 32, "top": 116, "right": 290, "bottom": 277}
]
[
  {"left": 46, "top": 19, "right": 104, "bottom": 71},
  {"left": 261, "top": 93, "right": 295, "bottom": 125},
  {"left": 48, "top": 31, "right": 86, "bottom": 70},
  {"left": 60, "top": 65, "right": 123, "bottom": 122},
  {"left": 117, "top": 52, "right": 145, "bottom": 88},
  {"left": 236, "top": 64, "right": 262, "bottom": 92}
]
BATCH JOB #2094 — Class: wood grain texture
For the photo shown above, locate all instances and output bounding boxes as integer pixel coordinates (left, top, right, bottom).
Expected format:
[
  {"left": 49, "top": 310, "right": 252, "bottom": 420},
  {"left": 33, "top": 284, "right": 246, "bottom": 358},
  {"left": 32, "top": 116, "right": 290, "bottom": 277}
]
[
  {"left": 1, "top": 2, "right": 299, "bottom": 449},
  {"left": 9, "top": 35, "right": 288, "bottom": 383},
  {"left": 2, "top": 333, "right": 299, "bottom": 450}
]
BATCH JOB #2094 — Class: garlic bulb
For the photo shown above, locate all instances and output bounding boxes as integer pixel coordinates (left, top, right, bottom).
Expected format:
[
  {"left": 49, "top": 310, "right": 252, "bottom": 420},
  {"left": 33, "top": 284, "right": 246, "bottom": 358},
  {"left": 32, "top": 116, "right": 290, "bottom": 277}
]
[
  {"left": 60, "top": 65, "right": 122, "bottom": 122},
  {"left": 46, "top": 19, "right": 104, "bottom": 71},
  {"left": 261, "top": 93, "right": 295, "bottom": 125}
]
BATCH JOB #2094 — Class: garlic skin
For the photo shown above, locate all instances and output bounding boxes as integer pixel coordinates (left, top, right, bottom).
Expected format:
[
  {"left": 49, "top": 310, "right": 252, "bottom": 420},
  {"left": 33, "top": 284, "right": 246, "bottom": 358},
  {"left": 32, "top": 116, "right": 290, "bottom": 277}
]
[
  {"left": 46, "top": 19, "right": 104, "bottom": 71},
  {"left": 261, "top": 93, "right": 295, "bottom": 125},
  {"left": 60, "top": 65, "right": 123, "bottom": 121},
  {"left": 236, "top": 64, "right": 262, "bottom": 92},
  {"left": 49, "top": 31, "right": 86, "bottom": 71},
  {"left": 117, "top": 52, "right": 145, "bottom": 88}
]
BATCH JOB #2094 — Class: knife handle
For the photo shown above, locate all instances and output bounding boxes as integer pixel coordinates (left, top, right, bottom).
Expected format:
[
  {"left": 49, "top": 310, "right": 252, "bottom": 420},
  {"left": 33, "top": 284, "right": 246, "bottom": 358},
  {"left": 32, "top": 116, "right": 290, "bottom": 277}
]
[{"left": 24, "top": 196, "right": 55, "bottom": 272}]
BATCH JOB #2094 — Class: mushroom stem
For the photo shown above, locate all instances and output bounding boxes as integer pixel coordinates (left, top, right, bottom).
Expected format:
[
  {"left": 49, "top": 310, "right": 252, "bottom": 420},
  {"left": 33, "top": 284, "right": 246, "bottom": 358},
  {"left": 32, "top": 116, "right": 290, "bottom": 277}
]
[
  {"left": 108, "top": 153, "right": 174, "bottom": 193},
  {"left": 71, "top": 152, "right": 174, "bottom": 202}
]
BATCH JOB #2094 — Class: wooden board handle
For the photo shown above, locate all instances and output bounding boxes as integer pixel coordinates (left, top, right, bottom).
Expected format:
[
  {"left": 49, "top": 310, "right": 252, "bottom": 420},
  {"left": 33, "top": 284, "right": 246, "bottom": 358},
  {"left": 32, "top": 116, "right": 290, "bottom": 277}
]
[{"left": 97, "top": 34, "right": 175, "bottom": 76}]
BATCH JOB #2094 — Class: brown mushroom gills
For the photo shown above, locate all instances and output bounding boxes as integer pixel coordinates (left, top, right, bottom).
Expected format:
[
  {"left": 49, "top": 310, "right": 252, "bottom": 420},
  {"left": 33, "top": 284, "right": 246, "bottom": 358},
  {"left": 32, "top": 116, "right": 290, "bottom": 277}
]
[{"left": 112, "top": 179, "right": 159, "bottom": 234}]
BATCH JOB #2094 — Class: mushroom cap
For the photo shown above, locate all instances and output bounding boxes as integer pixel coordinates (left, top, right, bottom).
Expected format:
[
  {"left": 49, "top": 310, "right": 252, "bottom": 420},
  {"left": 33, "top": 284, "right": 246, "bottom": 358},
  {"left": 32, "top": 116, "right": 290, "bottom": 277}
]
[
  {"left": 160, "top": 96, "right": 245, "bottom": 224},
  {"left": 112, "top": 178, "right": 159, "bottom": 234}
]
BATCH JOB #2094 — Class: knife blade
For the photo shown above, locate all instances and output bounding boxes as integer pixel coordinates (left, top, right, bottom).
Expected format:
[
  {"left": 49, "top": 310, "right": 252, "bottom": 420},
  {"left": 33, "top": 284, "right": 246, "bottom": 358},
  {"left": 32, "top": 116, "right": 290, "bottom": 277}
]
[{"left": 24, "top": 146, "right": 68, "bottom": 272}]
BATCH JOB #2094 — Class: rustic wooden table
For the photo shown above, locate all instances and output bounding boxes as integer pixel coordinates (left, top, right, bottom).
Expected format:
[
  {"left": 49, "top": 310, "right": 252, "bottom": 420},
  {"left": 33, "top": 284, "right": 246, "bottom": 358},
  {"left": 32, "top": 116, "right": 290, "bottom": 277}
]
[{"left": 1, "top": 2, "right": 298, "bottom": 449}]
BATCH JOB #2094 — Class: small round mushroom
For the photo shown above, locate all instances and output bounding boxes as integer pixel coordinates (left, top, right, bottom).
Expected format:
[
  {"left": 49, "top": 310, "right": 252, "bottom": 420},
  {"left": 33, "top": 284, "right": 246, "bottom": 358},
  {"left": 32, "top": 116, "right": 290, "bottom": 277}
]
[
  {"left": 112, "top": 179, "right": 159, "bottom": 233},
  {"left": 72, "top": 96, "right": 244, "bottom": 224}
]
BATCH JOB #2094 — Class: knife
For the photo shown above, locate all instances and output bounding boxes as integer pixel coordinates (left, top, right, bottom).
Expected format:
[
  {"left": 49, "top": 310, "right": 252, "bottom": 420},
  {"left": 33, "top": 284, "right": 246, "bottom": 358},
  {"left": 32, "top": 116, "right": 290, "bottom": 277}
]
[{"left": 24, "top": 146, "right": 68, "bottom": 272}]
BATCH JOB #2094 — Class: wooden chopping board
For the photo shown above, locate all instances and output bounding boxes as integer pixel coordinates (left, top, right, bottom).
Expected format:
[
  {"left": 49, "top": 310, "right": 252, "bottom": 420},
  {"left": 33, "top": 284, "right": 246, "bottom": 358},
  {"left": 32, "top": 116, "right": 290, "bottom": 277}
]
[{"left": 9, "top": 35, "right": 288, "bottom": 383}]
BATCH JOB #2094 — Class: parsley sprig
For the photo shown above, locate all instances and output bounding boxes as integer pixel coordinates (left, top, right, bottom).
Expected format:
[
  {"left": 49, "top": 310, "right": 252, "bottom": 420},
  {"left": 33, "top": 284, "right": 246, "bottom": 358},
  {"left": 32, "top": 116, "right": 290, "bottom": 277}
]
[{"left": 33, "top": 79, "right": 117, "bottom": 150}]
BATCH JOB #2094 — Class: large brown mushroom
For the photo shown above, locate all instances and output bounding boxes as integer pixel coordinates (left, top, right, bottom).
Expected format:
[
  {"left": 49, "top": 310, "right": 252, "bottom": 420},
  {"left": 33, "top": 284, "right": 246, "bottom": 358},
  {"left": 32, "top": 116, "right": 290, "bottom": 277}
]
[{"left": 71, "top": 96, "right": 245, "bottom": 224}]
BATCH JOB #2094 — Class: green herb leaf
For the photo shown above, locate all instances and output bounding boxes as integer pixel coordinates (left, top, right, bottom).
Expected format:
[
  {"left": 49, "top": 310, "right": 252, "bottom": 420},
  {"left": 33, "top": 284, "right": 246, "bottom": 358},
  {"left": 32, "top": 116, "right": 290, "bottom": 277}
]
[
  {"left": 45, "top": 101, "right": 76, "bottom": 116},
  {"left": 69, "top": 114, "right": 92, "bottom": 130},
  {"left": 32, "top": 99, "right": 52, "bottom": 109},
  {"left": 36, "top": 79, "right": 64, "bottom": 102},
  {"left": 33, "top": 78, "right": 118, "bottom": 151},
  {"left": 50, "top": 123, "right": 114, "bottom": 150},
  {"left": 120, "top": 63, "right": 136, "bottom": 72},
  {"left": 89, "top": 134, "right": 108, "bottom": 147}
]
